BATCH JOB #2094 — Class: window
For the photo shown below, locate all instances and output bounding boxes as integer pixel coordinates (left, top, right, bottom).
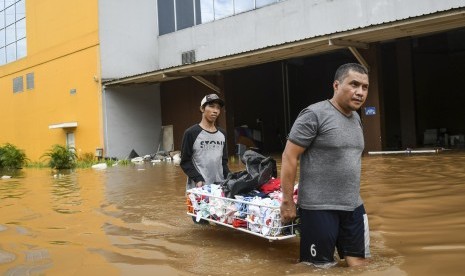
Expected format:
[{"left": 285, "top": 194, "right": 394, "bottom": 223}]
[
  {"left": 0, "top": 47, "right": 5, "bottom": 64},
  {"left": 176, "top": 0, "right": 194, "bottom": 30},
  {"left": 0, "top": 10, "right": 4, "bottom": 29},
  {"left": 159, "top": 0, "right": 285, "bottom": 36},
  {"left": 234, "top": 0, "right": 255, "bottom": 14},
  {"left": 158, "top": 0, "right": 175, "bottom": 35},
  {"left": 5, "top": 23, "right": 14, "bottom": 44},
  {"left": 256, "top": 0, "right": 276, "bottom": 8},
  {"left": 5, "top": 5, "right": 14, "bottom": 26},
  {"left": 13, "top": 75, "right": 23, "bottom": 93},
  {"left": 16, "top": 37, "right": 25, "bottom": 58},
  {"left": 26, "top": 72, "right": 33, "bottom": 89},
  {"left": 0, "top": 28, "right": 4, "bottom": 46},
  {"left": 16, "top": 17, "right": 24, "bottom": 38},
  {"left": 195, "top": 0, "right": 213, "bottom": 24},
  {"left": 5, "top": 1, "right": 16, "bottom": 7},
  {"left": 15, "top": 0, "right": 24, "bottom": 20},
  {"left": 214, "top": 0, "right": 233, "bottom": 20},
  {"left": 0, "top": 0, "right": 27, "bottom": 66},
  {"left": 6, "top": 42, "right": 15, "bottom": 62},
  {"left": 66, "top": 132, "right": 75, "bottom": 151}
]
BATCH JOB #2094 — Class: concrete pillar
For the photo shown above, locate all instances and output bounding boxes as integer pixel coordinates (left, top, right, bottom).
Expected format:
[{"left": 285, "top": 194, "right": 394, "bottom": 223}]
[
  {"left": 360, "top": 44, "right": 384, "bottom": 152},
  {"left": 221, "top": 73, "right": 237, "bottom": 156},
  {"left": 396, "top": 39, "right": 417, "bottom": 148}
]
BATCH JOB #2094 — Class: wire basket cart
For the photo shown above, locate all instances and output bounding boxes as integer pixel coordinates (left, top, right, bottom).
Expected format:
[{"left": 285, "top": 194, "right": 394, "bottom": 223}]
[{"left": 186, "top": 188, "right": 299, "bottom": 241}]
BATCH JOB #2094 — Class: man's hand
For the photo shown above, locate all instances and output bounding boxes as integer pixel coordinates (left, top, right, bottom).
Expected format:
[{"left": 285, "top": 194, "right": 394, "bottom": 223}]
[
  {"left": 280, "top": 200, "right": 296, "bottom": 224},
  {"left": 280, "top": 140, "right": 304, "bottom": 224},
  {"left": 196, "top": 181, "right": 204, "bottom": 188}
]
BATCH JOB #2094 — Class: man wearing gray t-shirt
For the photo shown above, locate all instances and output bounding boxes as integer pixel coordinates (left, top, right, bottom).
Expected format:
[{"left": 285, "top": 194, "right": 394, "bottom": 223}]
[{"left": 280, "top": 63, "right": 370, "bottom": 267}]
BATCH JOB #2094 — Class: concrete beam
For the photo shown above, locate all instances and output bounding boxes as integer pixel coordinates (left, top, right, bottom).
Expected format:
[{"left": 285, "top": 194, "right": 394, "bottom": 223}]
[{"left": 191, "top": 76, "right": 221, "bottom": 93}]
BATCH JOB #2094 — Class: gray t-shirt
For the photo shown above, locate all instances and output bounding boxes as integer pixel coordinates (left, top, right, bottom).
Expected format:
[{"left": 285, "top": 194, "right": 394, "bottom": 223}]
[
  {"left": 180, "top": 124, "right": 229, "bottom": 190},
  {"left": 288, "top": 100, "right": 364, "bottom": 211}
]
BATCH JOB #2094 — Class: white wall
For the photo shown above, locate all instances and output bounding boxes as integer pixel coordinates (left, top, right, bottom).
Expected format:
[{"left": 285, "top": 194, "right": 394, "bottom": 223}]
[
  {"left": 157, "top": 0, "right": 465, "bottom": 69},
  {"left": 103, "top": 84, "right": 162, "bottom": 159},
  {"left": 99, "top": 0, "right": 159, "bottom": 79},
  {"left": 97, "top": 0, "right": 465, "bottom": 76}
]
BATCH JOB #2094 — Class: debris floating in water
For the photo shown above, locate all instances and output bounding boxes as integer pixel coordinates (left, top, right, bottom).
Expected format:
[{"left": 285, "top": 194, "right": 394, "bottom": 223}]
[
  {"left": 368, "top": 148, "right": 445, "bottom": 155},
  {"left": 91, "top": 163, "right": 108, "bottom": 170}
]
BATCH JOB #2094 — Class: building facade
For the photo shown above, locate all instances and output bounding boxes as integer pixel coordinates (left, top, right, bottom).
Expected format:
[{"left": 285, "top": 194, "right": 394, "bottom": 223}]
[
  {"left": 2, "top": 0, "right": 465, "bottom": 161},
  {"left": 0, "top": 0, "right": 101, "bottom": 161}
]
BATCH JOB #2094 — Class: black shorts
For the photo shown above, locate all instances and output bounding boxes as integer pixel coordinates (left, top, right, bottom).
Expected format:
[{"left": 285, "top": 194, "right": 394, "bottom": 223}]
[{"left": 299, "top": 204, "right": 370, "bottom": 266}]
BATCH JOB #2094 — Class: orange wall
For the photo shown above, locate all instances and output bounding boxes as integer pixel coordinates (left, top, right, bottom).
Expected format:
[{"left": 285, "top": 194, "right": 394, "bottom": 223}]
[{"left": 0, "top": 0, "right": 101, "bottom": 161}]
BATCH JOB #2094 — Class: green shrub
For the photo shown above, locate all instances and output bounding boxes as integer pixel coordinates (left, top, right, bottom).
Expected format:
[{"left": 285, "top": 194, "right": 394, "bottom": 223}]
[
  {"left": 78, "top": 152, "right": 95, "bottom": 163},
  {"left": 26, "top": 161, "right": 48, "bottom": 168},
  {"left": 116, "top": 159, "right": 131, "bottom": 166},
  {"left": 0, "top": 143, "right": 28, "bottom": 169},
  {"left": 42, "top": 144, "right": 77, "bottom": 169},
  {"left": 75, "top": 152, "right": 96, "bottom": 168}
]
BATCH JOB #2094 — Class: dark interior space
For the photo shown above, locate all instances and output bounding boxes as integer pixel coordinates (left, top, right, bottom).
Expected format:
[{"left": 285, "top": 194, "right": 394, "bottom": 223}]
[
  {"left": 223, "top": 62, "right": 285, "bottom": 155},
  {"left": 223, "top": 50, "right": 358, "bottom": 155},
  {"left": 380, "top": 43, "right": 402, "bottom": 150},
  {"left": 160, "top": 76, "right": 227, "bottom": 152},
  {"left": 381, "top": 28, "right": 465, "bottom": 149},
  {"left": 160, "top": 28, "right": 465, "bottom": 155},
  {"left": 413, "top": 29, "right": 465, "bottom": 148},
  {"left": 286, "top": 51, "right": 358, "bottom": 123},
  {"left": 226, "top": 28, "right": 465, "bottom": 154}
]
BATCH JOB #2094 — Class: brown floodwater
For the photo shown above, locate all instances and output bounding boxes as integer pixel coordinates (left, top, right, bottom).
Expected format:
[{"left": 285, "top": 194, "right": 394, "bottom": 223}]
[{"left": 1, "top": 151, "right": 465, "bottom": 275}]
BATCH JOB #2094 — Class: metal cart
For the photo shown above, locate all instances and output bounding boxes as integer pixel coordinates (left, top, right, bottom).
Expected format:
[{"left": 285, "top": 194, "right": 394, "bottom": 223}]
[{"left": 186, "top": 188, "right": 299, "bottom": 241}]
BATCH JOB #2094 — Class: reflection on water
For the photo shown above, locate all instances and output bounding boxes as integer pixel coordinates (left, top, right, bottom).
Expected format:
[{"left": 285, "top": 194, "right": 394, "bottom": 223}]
[
  {"left": 0, "top": 179, "right": 26, "bottom": 200},
  {"left": 51, "top": 172, "right": 82, "bottom": 214},
  {"left": 0, "top": 169, "right": 26, "bottom": 200},
  {"left": 1, "top": 152, "right": 465, "bottom": 275},
  {"left": 361, "top": 153, "right": 465, "bottom": 276}
]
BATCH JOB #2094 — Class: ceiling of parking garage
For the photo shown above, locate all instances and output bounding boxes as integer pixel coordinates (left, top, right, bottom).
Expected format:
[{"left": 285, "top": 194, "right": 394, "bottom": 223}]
[{"left": 103, "top": 8, "right": 465, "bottom": 87}]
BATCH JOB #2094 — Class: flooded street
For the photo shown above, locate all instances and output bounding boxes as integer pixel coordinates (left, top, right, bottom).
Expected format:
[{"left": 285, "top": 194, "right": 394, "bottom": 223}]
[{"left": 1, "top": 152, "right": 465, "bottom": 275}]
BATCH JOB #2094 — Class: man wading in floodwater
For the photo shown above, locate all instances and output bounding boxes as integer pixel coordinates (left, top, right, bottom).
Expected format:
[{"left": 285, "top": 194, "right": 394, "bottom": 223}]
[
  {"left": 280, "top": 63, "right": 371, "bottom": 267},
  {"left": 180, "top": 94, "right": 230, "bottom": 224}
]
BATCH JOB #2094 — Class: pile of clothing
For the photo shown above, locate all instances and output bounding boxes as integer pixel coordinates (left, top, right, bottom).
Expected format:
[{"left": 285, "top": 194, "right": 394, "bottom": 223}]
[{"left": 186, "top": 178, "right": 298, "bottom": 237}]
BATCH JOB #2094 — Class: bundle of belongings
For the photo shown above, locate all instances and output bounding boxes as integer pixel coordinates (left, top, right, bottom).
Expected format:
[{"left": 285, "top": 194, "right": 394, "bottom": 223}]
[{"left": 186, "top": 150, "right": 299, "bottom": 239}]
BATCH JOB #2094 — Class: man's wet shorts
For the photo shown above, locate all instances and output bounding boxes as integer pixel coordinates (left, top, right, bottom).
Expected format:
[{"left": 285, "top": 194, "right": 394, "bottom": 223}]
[{"left": 299, "top": 204, "right": 370, "bottom": 266}]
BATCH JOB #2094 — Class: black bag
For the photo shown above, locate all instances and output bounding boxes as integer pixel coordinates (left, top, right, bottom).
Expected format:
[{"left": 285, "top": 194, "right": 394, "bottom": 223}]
[
  {"left": 242, "top": 150, "right": 277, "bottom": 186},
  {"left": 221, "top": 150, "right": 277, "bottom": 198},
  {"left": 220, "top": 170, "right": 256, "bottom": 199}
]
